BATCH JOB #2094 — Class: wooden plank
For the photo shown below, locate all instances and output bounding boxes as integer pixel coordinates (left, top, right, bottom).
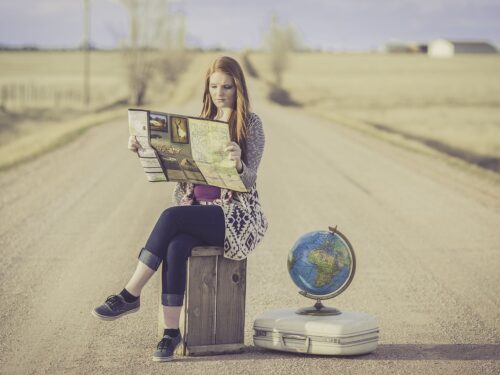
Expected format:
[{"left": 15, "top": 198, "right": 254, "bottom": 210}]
[
  {"left": 191, "top": 246, "right": 224, "bottom": 257},
  {"left": 186, "top": 343, "right": 245, "bottom": 356},
  {"left": 185, "top": 255, "right": 217, "bottom": 346},
  {"left": 215, "top": 257, "right": 247, "bottom": 344}
]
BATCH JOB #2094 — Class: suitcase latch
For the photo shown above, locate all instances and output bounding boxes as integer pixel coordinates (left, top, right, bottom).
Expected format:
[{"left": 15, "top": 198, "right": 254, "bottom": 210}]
[{"left": 280, "top": 334, "right": 310, "bottom": 353}]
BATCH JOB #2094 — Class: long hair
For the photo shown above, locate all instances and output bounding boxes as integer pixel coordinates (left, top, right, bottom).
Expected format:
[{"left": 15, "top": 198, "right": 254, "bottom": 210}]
[{"left": 200, "top": 56, "right": 251, "bottom": 160}]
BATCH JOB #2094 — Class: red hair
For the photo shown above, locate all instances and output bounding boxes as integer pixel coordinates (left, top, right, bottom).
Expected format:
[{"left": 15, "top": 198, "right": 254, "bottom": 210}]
[{"left": 200, "top": 56, "right": 251, "bottom": 159}]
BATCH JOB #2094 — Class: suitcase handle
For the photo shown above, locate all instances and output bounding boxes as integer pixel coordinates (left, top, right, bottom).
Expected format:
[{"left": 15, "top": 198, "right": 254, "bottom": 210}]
[{"left": 280, "top": 334, "right": 310, "bottom": 353}]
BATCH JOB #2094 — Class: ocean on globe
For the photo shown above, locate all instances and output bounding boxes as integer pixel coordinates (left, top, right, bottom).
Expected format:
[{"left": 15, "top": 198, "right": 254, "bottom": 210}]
[{"left": 287, "top": 230, "right": 354, "bottom": 297}]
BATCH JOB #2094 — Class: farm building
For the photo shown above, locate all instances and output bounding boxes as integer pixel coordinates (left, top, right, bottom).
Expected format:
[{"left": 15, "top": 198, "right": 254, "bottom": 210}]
[{"left": 428, "top": 39, "right": 497, "bottom": 58}]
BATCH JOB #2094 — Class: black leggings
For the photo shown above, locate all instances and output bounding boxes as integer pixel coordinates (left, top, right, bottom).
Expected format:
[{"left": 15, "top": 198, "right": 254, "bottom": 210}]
[{"left": 138, "top": 205, "right": 225, "bottom": 306}]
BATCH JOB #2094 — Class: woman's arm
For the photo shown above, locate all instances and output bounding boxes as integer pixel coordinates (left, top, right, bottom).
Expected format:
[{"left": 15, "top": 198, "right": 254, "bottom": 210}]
[{"left": 238, "top": 113, "right": 265, "bottom": 189}]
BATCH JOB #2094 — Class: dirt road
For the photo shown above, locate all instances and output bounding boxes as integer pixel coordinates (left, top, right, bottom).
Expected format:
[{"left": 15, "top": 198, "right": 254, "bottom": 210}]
[{"left": 1, "top": 77, "right": 499, "bottom": 374}]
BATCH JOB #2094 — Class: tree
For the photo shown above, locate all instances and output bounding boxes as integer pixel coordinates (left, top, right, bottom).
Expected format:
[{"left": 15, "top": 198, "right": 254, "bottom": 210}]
[
  {"left": 263, "top": 15, "right": 301, "bottom": 87},
  {"left": 120, "top": 0, "right": 187, "bottom": 105}
]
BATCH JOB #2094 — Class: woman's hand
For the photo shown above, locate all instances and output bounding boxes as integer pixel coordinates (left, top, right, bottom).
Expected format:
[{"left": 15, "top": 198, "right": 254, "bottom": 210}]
[
  {"left": 225, "top": 141, "right": 243, "bottom": 172},
  {"left": 128, "top": 135, "right": 143, "bottom": 153}
]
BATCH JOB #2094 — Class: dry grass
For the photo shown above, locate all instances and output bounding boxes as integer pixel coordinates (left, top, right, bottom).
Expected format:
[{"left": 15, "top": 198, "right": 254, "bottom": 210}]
[
  {"left": 0, "top": 50, "right": 224, "bottom": 170},
  {"left": 0, "top": 51, "right": 128, "bottom": 110},
  {"left": 7, "top": 50, "right": 496, "bottom": 173},
  {"left": 248, "top": 52, "right": 500, "bottom": 162}
]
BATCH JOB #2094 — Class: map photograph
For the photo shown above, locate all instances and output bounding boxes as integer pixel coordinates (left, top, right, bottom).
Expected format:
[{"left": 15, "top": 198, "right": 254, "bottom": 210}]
[
  {"left": 179, "top": 158, "right": 200, "bottom": 172},
  {"left": 171, "top": 116, "right": 189, "bottom": 144},
  {"left": 149, "top": 112, "right": 168, "bottom": 131},
  {"left": 180, "top": 158, "right": 206, "bottom": 184},
  {"left": 158, "top": 156, "right": 183, "bottom": 181}
]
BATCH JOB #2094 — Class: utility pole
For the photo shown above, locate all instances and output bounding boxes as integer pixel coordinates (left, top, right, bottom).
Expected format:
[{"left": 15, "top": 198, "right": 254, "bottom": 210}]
[{"left": 83, "top": 0, "right": 91, "bottom": 108}]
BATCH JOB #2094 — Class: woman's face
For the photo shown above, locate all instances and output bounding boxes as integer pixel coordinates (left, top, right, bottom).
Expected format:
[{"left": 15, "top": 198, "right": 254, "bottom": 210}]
[{"left": 209, "top": 71, "right": 236, "bottom": 110}]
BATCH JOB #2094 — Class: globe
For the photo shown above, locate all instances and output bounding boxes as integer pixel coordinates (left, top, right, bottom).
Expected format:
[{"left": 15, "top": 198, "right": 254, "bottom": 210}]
[{"left": 287, "top": 226, "right": 356, "bottom": 315}]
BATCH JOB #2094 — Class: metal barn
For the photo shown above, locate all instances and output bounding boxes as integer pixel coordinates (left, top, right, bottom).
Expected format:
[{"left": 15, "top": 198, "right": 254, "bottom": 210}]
[{"left": 428, "top": 39, "right": 497, "bottom": 58}]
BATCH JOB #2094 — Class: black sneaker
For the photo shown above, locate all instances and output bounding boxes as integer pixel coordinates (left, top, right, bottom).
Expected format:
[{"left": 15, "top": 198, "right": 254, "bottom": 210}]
[
  {"left": 91, "top": 294, "right": 140, "bottom": 321},
  {"left": 152, "top": 333, "right": 182, "bottom": 362}
]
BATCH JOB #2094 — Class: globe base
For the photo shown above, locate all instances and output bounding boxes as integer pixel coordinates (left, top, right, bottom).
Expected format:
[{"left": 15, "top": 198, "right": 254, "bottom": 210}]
[{"left": 295, "top": 300, "right": 342, "bottom": 316}]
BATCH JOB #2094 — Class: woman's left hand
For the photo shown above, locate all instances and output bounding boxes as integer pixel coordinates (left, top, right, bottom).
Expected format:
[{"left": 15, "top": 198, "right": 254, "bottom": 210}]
[{"left": 225, "top": 141, "right": 243, "bottom": 172}]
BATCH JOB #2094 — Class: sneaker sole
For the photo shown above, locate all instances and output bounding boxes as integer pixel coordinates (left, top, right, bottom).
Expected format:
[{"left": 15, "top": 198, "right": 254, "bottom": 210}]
[
  {"left": 91, "top": 306, "right": 140, "bottom": 321},
  {"left": 152, "top": 355, "right": 174, "bottom": 362}
]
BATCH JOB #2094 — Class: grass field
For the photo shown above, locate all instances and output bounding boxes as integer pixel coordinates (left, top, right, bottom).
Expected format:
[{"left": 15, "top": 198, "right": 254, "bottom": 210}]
[
  {"left": 0, "top": 50, "right": 224, "bottom": 170},
  {"left": 0, "top": 51, "right": 128, "bottom": 111},
  {"left": 0, "top": 51, "right": 129, "bottom": 146},
  {"left": 248, "top": 52, "right": 500, "bottom": 170},
  {"left": 1, "top": 50, "right": 500, "bottom": 173}
]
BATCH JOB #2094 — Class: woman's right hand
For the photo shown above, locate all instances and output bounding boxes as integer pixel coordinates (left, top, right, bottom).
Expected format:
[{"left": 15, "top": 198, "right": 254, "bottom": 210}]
[{"left": 128, "top": 135, "right": 143, "bottom": 153}]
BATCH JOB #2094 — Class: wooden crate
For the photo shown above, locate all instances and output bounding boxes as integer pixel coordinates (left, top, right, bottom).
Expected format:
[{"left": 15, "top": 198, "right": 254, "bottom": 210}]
[{"left": 157, "top": 246, "right": 247, "bottom": 356}]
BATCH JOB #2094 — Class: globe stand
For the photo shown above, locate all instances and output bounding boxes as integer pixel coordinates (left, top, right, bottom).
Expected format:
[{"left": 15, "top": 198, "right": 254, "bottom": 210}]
[{"left": 296, "top": 294, "right": 342, "bottom": 316}]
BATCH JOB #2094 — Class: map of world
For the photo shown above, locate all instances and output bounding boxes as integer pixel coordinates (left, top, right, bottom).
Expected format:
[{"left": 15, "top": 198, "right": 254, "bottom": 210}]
[{"left": 287, "top": 230, "right": 354, "bottom": 297}]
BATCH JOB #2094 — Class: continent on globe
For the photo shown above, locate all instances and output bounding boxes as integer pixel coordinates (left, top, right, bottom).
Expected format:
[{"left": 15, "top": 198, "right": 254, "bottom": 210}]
[
  {"left": 287, "top": 229, "right": 355, "bottom": 298},
  {"left": 308, "top": 249, "right": 337, "bottom": 288}
]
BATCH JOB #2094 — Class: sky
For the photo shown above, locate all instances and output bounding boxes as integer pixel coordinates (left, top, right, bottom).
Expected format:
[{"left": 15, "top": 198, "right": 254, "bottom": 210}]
[{"left": 0, "top": 0, "right": 499, "bottom": 51}]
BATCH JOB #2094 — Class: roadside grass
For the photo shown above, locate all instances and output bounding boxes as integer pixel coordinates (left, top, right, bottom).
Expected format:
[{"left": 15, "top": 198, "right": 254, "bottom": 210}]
[
  {"left": 0, "top": 51, "right": 222, "bottom": 171},
  {"left": 248, "top": 52, "right": 500, "bottom": 175},
  {"left": 0, "top": 51, "right": 128, "bottom": 111},
  {"left": 4, "top": 50, "right": 499, "bottom": 182}
]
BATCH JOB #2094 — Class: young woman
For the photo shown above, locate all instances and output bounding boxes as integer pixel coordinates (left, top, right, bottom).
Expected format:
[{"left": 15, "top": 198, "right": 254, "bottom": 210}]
[{"left": 92, "top": 56, "right": 268, "bottom": 362}]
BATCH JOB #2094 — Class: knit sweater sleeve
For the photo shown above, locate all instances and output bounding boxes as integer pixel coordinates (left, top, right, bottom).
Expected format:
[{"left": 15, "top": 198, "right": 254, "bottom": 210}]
[
  {"left": 238, "top": 112, "right": 265, "bottom": 190},
  {"left": 172, "top": 182, "right": 185, "bottom": 205}
]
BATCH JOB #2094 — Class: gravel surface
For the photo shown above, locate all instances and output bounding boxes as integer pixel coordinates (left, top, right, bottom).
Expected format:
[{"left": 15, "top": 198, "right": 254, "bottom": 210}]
[{"left": 0, "top": 78, "right": 499, "bottom": 374}]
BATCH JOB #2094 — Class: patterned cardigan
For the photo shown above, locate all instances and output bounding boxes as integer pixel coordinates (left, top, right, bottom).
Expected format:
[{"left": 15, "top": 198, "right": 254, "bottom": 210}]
[{"left": 172, "top": 112, "right": 268, "bottom": 260}]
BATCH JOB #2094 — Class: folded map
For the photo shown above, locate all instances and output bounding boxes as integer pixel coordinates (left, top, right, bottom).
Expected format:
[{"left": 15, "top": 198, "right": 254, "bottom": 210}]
[{"left": 128, "top": 108, "right": 247, "bottom": 192}]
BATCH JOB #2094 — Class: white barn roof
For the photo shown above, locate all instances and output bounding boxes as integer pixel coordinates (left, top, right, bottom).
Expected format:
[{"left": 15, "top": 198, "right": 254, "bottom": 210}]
[{"left": 428, "top": 39, "right": 497, "bottom": 57}]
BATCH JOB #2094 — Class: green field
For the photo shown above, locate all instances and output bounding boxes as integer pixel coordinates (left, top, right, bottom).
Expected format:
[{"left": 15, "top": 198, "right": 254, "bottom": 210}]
[{"left": 249, "top": 52, "right": 500, "bottom": 171}]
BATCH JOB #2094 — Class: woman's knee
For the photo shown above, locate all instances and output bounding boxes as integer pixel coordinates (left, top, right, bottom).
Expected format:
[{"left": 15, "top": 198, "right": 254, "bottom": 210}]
[
  {"left": 165, "top": 234, "right": 197, "bottom": 262},
  {"left": 158, "top": 206, "right": 182, "bottom": 226}
]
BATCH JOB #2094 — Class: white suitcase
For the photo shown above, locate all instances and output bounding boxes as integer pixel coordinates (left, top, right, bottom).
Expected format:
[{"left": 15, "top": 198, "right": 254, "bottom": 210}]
[{"left": 253, "top": 307, "right": 379, "bottom": 355}]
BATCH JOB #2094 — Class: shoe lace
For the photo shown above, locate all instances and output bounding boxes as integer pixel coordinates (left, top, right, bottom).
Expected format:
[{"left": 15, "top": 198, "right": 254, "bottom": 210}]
[
  {"left": 157, "top": 336, "right": 173, "bottom": 350},
  {"left": 104, "top": 295, "right": 122, "bottom": 310}
]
